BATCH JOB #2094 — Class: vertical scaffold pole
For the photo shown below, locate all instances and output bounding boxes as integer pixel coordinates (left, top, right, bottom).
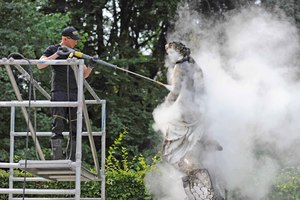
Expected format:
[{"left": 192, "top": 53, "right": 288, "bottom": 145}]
[
  {"left": 75, "top": 59, "right": 84, "bottom": 200},
  {"left": 101, "top": 101, "right": 106, "bottom": 200},
  {"left": 9, "top": 106, "right": 15, "bottom": 200}
]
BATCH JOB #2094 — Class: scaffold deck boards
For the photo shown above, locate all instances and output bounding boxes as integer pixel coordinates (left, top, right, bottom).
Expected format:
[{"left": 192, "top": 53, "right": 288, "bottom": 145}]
[{"left": 19, "top": 160, "right": 99, "bottom": 182}]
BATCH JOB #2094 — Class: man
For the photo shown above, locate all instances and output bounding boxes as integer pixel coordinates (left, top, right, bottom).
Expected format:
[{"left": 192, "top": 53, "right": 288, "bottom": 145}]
[{"left": 37, "top": 26, "right": 93, "bottom": 161}]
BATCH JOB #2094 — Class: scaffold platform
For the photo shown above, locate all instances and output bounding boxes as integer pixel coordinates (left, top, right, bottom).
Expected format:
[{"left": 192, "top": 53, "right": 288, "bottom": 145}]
[
  {"left": 18, "top": 160, "right": 99, "bottom": 181},
  {"left": 0, "top": 58, "right": 106, "bottom": 200}
]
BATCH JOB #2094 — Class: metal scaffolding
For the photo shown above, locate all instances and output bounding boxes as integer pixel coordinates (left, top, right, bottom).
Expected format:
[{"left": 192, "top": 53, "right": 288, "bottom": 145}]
[{"left": 0, "top": 58, "right": 106, "bottom": 200}]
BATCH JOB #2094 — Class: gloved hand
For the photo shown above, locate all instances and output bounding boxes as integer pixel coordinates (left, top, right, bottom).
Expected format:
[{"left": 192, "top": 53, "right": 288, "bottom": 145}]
[
  {"left": 57, "top": 46, "right": 74, "bottom": 57},
  {"left": 88, "top": 55, "right": 98, "bottom": 68}
]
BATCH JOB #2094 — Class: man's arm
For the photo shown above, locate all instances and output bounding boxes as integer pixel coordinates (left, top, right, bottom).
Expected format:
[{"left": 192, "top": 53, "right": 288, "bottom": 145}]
[
  {"left": 84, "top": 65, "right": 92, "bottom": 78},
  {"left": 36, "top": 53, "right": 60, "bottom": 69},
  {"left": 37, "top": 53, "right": 92, "bottom": 78}
]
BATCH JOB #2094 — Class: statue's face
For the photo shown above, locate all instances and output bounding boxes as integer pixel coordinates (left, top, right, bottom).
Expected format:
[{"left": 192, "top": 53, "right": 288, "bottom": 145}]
[
  {"left": 165, "top": 41, "right": 190, "bottom": 64},
  {"left": 165, "top": 46, "right": 183, "bottom": 64}
]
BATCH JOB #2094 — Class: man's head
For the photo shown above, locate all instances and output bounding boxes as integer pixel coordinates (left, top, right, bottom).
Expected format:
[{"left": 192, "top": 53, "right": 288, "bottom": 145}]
[{"left": 61, "top": 26, "right": 80, "bottom": 48}]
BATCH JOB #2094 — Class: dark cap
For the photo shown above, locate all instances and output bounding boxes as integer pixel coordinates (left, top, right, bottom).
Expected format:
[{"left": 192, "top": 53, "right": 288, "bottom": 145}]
[{"left": 61, "top": 26, "right": 81, "bottom": 40}]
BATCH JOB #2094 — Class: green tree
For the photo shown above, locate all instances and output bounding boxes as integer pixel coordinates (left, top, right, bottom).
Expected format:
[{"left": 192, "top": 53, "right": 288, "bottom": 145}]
[
  {"left": 0, "top": 0, "right": 70, "bottom": 58},
  {"left": 0, "top": 0, "right": 70, "bottom": 161}
]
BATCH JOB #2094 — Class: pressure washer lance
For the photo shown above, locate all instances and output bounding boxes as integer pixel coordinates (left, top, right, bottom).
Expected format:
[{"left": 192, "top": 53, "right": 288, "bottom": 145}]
[{"left": 57, "top": 46, "right": 172, "bottom": 90}]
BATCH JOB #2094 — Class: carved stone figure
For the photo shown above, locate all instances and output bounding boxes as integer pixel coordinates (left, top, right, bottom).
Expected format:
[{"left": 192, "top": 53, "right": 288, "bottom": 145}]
[{"left": 158, "top": 41, "right": 226, "bottom": 200}]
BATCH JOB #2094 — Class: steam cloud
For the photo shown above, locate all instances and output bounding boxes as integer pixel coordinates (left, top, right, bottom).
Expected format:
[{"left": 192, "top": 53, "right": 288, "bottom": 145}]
[{"left": 147, "top": 5, "right": 300, "bottom": 200}]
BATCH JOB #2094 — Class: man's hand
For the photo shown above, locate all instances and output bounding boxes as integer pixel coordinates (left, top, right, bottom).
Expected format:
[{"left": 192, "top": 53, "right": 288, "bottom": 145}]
[
  {"left": 57, "top": 46, "right": 74, "bottom": 57},
  {"left": 88, "top": 56, "right": 98, "bottom": 68}
]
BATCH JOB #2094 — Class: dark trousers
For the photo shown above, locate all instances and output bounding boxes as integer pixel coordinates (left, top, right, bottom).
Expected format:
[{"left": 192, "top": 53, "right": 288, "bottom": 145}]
[{"left": 51, "top": 91, "right": 77, "bottom": 139}]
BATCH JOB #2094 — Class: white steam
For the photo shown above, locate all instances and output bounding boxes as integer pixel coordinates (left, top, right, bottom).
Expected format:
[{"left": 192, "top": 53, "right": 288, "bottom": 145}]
[{"left": 147, "top": 6, "right": 300, "bottom": 200}]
